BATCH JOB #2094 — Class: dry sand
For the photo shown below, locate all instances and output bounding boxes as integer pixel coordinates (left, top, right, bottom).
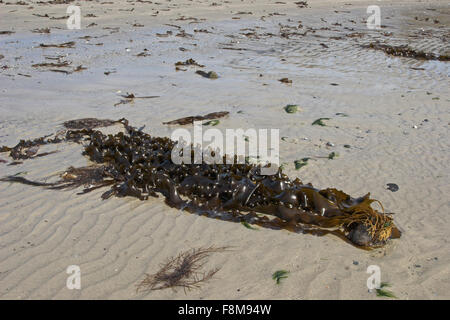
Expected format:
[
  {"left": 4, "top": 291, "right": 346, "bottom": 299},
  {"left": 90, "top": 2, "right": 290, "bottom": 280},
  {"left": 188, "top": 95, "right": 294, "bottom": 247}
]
[{"left": 0, "top": 0, "right": 449, "bottom": 299}]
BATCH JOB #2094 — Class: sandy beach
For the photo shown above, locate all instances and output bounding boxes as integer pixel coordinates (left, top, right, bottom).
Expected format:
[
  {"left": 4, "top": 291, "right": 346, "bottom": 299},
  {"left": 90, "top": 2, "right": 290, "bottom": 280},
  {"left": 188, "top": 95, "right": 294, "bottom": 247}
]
[{"left": 0, "top": 0, "right": 449, "bottom": 299}]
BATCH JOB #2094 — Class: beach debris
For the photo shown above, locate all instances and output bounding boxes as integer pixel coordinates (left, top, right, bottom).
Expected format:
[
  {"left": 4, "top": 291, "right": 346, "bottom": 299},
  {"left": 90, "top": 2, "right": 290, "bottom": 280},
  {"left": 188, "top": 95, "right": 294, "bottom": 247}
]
[
  {"left": 163, "top": 111, "right": 229, "bottom": 125},
  {"left": 272, "top": 270, "right": 289, "bottom": 284},
  {"left": 376, "top": 282, "right": 397, "bottom": 299},
  {"left": 328, "top": 152, "right": 339, "bottom": 160},
  {"left": 344, "top": 144, "right": 351, "bottom": 148},
  {"left": 0, "top": 158, "right": 7, "bottom": 164},
  {"left": 279, "top": 78, "right": 292, "bottom": 84},
  {"left": 0, "top": 118, "right": 401, "bottom": 249},
  {"left": 0, "top": 31, "right": 15, "bottom": 35},
  {"left": 294, "top": 158, "right": 309, "bottom": 170},
  {"left": 312, "top": 118, "right": 330, "bottom": 126},
  {"left": 284, "top": 104, "right": 298, "bottom": 113},
  {"left": 39, "top": 41, "right": 76, "bottom": 48},
  {"left": 386, "top": 183, "right": 399, "bottom": 192},
  {"left": 363, "top": 43, "right": 450, "bottom": 61},
  {"left": 136, "top": 246, "right": 228, "bottom": 292},
  {"left": 196, "top": 70, "right": 218, "bottom": 79}
]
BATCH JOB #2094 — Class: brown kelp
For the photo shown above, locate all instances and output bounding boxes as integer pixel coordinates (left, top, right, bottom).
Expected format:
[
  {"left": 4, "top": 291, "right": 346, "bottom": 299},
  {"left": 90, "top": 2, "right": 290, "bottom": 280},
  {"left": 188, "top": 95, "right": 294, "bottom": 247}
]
[{"left": 0, "top": 118, "right": 401, "bottom": 248}]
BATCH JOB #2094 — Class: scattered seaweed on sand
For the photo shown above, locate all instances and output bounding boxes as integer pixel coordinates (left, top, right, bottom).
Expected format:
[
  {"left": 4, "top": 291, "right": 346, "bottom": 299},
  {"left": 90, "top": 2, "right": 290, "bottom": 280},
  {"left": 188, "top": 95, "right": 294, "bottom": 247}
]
[
  {"left": 136, "top": 246, "right": 228, "bottom": 293},
  {"left": 363, "top": 43, "right": 450, "bottom": 61},
  {"left": 0, "top": 118, "right": 401, "bottom": 249},
  {"left": 163, "top": 111, "right": 229, "bottom": 125},
  {"left": 272, "top": 270, "right": 289, "bottom": 284},
  {"left": 0, "top": 31, "right": 15, "bottom": 35}
]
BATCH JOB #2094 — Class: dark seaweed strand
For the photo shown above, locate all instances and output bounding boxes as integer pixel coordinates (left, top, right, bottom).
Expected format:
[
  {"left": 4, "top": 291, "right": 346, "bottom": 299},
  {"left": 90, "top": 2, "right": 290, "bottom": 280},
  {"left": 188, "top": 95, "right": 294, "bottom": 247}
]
[{"left": 0, "top": 118, "right": 400, "bottom": 248}]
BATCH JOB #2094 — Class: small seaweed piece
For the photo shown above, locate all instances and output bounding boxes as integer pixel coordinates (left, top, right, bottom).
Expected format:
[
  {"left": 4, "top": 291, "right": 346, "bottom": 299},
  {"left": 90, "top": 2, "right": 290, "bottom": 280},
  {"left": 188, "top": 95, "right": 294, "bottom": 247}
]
[
  {"left": 203, "top": 120, "right": 220, "bottom": 126},
  {"left": 386, "top": 183, "right": 399, "bottom": 192},
  {"left": 279, "top": 78, "right": 292, "bottom": 84},
  {"left": 284, "top": 104, "right": 298, "bottom": 113},
  {"left": 196, "top": 70, "right": 218, "bottom": 79},
  {"left": 241, "top": 221, "right": 258, "bottom": 230},
  {"left": 376, "top": 282, "right": 397, "bottom": 298},
  {"left": 294, "top": 158, "right": 309, "bottom": 170},
  {"left": 136, "top": 246, "right": 228, "bottom": 293},
  {"left": 272, "top": 270, "right": 289, "bottom": 284},
  {"left": 312, "top": 118, "right": 330, "bottom": 126},
  {"left": 328, "top": 152, "right": 339, "bottom": 160}
]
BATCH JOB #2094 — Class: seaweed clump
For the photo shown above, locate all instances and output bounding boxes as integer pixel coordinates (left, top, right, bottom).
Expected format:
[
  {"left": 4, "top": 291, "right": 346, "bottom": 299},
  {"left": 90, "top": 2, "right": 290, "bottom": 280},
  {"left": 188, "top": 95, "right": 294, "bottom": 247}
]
[
  {"left": 136, "top": 246, "right": 228, "bottom": 292},
  {"left": 0, "top": 118, "right": 401, "bottom": 249}
]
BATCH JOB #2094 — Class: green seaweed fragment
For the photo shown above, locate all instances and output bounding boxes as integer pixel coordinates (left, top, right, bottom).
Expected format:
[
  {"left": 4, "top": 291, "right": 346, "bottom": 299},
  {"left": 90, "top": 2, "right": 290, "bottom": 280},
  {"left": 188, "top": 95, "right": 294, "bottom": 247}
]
[
  {"left": 376, "top": 282, "right": 397, "bottom": 299},
  {"left": 272, "top": 270, "right": 289, "bottom": 284},
  {"left": 328, "top": 152, "right": 339, "bottom": 160},
  {"left": 312, "top": 118, "right": 330, "bottom": 126},
  {"left": 294, "top": 158, "right": 310, "bottom": 170},
  {"left": 284, "top": 104, "right": 298, "bottom": 114},
  {"left": 241, "top": 221, "right": 258, "bottom": 230}
]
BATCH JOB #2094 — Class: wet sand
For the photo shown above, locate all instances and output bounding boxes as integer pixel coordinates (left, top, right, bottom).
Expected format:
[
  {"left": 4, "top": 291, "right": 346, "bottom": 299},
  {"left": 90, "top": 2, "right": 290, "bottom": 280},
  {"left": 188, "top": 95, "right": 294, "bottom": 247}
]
[{"left": 0, "top": 0, "right": 449, "bottom": 299}]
